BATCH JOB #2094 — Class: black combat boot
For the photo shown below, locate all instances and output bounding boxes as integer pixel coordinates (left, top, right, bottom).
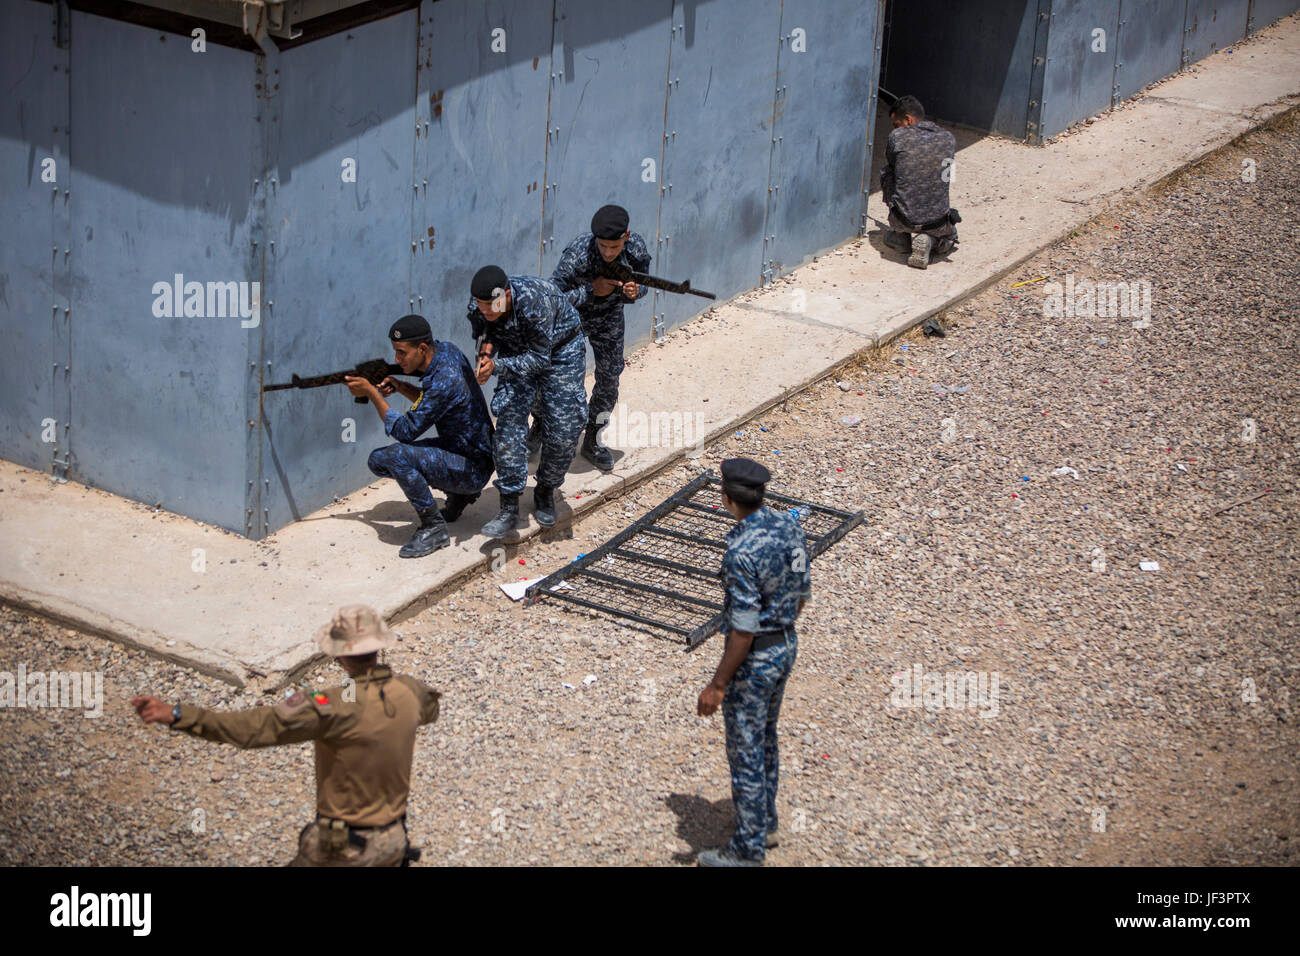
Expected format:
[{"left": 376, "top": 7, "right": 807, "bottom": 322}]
[
  {"left": 399, "top": 504, "right": 450, "bottom": 558},
  {"left": 533, "top": 484, "right": 557, "bottom": 528},
  {"left": 442, "top": 491, "right": 480, "bottom": 522},
  {"left": 580, "top": 425, "right": 614, "bottom": 471},
  {"left": 480, "top": 492, "right": 520, "bottom": 539}
]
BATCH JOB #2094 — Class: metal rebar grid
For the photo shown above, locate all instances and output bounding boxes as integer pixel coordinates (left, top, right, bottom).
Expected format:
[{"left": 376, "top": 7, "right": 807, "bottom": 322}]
[{"left": 524, "top": 473, "right": 865, "bottom": 648}]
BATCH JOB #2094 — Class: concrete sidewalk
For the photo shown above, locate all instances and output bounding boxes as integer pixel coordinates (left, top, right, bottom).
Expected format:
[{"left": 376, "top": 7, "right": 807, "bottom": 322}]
[{"left": 3, "top": 16, "right": 1298, "bottom": 687}]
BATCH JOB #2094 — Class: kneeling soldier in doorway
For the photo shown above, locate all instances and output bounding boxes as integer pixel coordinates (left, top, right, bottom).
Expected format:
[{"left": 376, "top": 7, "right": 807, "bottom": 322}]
[
  {"left": 696, "top": 458, "right": 811, "bottom": 867},
  {"left": 131, "top": 605, "right": 440, "bottom": 866}
]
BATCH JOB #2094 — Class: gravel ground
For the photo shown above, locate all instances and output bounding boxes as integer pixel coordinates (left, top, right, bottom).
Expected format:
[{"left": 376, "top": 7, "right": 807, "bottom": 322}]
[{"left": 2, "top": 112, "right": 1297, "bottom": 868}]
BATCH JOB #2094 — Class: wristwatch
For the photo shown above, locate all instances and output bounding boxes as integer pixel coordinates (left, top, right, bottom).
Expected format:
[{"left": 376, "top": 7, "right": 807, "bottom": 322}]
[{"left": 171, "top": 703, "right": 182, "bottom": 725}]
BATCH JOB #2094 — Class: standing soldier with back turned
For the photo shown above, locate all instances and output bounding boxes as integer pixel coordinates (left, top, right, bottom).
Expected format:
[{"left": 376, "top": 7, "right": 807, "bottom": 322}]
[
  {"left": 131, "top": 605, "right": 440, "bottom": 866},
  {"left": 696, "top": 458, "right": 811, "bottom": 867}
]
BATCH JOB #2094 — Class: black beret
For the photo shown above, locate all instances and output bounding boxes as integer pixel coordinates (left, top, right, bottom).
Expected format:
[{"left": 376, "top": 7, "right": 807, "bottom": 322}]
[
  {"left": 389, "top": 313, "right": 432, "bottom": 343},
  {"left": 720, "top": 457, "right": 771, "bottom": 488},
  {"left": 591, "top": 204, "right": 629, "bottom": 240},
  {"left": 471, "top": 265, "right": 508, "bottom": 300}
]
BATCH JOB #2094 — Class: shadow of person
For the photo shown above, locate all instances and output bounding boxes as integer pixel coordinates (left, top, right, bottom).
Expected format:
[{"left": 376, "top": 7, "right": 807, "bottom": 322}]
[
  {"left": 664, "top": 791, "right": 734, "bottom": 864},
  {"left": 327, "top": 499, "right": 479, "bottom": 548}
]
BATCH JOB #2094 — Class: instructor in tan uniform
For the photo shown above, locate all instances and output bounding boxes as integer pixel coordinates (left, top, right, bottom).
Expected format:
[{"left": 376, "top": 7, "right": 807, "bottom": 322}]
[{"left": 131, "top": 605, "right": 440, "bottom": 866}]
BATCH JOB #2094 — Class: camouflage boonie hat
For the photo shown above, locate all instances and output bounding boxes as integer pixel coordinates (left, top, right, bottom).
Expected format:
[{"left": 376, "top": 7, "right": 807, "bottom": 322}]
[{"left": 315, "top": 605, "right": 395, "bottom": 657}]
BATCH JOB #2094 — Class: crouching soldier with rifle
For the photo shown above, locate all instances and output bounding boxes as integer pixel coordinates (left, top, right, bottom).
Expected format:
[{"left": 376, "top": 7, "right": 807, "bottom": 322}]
[
  {"left": 345, "top": 314, "right": 495, "bottom": 558},
  {"left": 132, "top": 605, "right": 440, "bottom": 866}
]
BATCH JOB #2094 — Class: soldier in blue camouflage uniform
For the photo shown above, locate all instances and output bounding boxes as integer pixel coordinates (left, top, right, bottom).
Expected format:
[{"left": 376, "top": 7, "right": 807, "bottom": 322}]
[
  {"left": 465, "top": 265, "right": 588, "bottom": 538},
  {"left": 696, "top": 458, "right": 811, "bottom": 867},
  {"left": 546, "top": 204, "right": 651, "bottom": 471},
  {"left": 344, "top": 314, "right": 494, "bottom": 558},
  {"left": 880, "top": 95, "right": 959, "bottom": 269}
]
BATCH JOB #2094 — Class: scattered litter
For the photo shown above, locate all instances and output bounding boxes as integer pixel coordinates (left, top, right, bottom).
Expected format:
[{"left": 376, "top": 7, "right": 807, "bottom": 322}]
[
  {"left": 836, "top": 467, "right": 843, "bottom": 472},
  {"left": 1139, "top": 561, "right": 1160, "bottom": 572},
  {"left": 549, "top": 581, "right": 576, "bottom": 593},
  {"left": 773, "top": 449, "right": 782, "bottom": 454},
  {"left": 899, "top": 344, "right": 910, "bottom": 350},
  {"left": 1176, "top": 463, "right": 1188, "bottom": 472},
  {"left": 922, "top": 317, "right": 946, "bottom": 337},
  {"left": 165, "top": 640, "right": 176, "bottom": 647},
  {"left": 637, "top": 537, "right": 647, "bottom": 544},
  {"left": 605, "top": 555, "right": 616, "bottom": 564},
  {"left": 1010, "top": 276, "right": 1047, "bottom": 288},
  {"left": 760, "top": 426, "right": 768, "bottom": 432},
  {"left": 1051, "top": 466, "right": 1080, "bottom": 480},
  {"left": 950, "top": 386, "right": 970, "bottom": 393},
  {"left": 561, "top": 682, "right": 575, "bottom": 690},
  {"left": 931, "top": 383, "right": 948, "bottom": 396},
  {"left": 735, "top": 431, "right": 745, "bottom": 438},
  {"left": 499, "top": 576, "right": 546, "bottom": 601},
  {"left": 583, "top": 674, "right": 598, "bottom": 686},
  {"left": 518, "top": 558, "right": 526, "bottom": 565},
  {"left": 1021, "top": 476, "right": 1030, "bottom": 482},
  {"left": 1011, "top": 493, "right": 1019, "bottom": 498},
  {"left": 572, "top": 552, "right": 586, "bottom": 562},
  {"left": 836, "top": 381, "right": 850, "bottom": 391},
  {"left": 840, "top": 415, "right": 862, "bottom": 426}
]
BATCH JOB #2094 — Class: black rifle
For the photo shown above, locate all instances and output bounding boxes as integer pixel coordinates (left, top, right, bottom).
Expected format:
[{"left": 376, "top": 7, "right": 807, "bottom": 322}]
[
  {"left": 262, "top": 358, "right": 403, "bottom": 404},
  {"left": 597, "top": 260, "right": 716, "bottom": 300}
]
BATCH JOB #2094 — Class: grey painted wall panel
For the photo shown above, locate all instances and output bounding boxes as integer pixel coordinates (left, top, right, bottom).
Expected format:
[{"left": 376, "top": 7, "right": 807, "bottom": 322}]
[
  {"left": 1250, "top": 0, "right": 1300, "bottom": 30},
  {"left": 1184, "top": 0, "right": 1250, "bottom": 61},
  {"left": 654, "top": 0, "right": 782, "bottom": 336},
  {"left": 1115, "top": 0, "right": 1187, "bottom": 99},
  {"left": 766, "top": 0, "right": 880, "bottom": 276},
  {"left": 542, "top": 0, "right": 673, "bottom": 350},
  {"left": 260, "top": 9, "right": 419, "bottom": 529},
  {"left": 413, "top": 0, "right": 552, "bottom": 353},
  {"left": 0, "top": 1, "right": 62, "bottom": 474},
  {"left": 1041, "top": 0, "right": 1122, "bottom": 140},
  {"left": 66, "top": 10, "right": 256, "bottom": 529}
]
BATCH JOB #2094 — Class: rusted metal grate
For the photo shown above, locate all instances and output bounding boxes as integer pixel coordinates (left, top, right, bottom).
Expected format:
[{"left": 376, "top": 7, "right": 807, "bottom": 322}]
[{"left": 524, "top": 472, "right": 865, "bottom": 648}]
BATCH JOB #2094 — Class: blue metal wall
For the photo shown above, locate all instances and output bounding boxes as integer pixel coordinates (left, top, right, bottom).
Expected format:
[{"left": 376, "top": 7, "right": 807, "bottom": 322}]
[
  {"left": 884, "top": 0, "right": 1298, "bottom": 142},
  {"left": 0, "top": 0, "right": 885, "bottom": 537}
]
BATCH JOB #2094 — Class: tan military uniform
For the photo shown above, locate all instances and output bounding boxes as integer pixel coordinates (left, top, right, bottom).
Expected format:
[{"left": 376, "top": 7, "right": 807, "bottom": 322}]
[{"left": 171, "top": 665, "right": 439, "bottom": 866}]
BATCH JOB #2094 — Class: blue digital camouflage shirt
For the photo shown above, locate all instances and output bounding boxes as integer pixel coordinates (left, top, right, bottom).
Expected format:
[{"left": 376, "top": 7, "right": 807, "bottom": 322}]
[
  {"left": 550, "top": 231, "right": 652, "bottom": 314},
  {"left": 720, "top": 506, "right": 813, "bottom": 635},
  {"left": 381, "top": 341, "right": 494, "bottom": 465},
  {"left": 464, "top": 274, "right": 583, "bottom": 379}
]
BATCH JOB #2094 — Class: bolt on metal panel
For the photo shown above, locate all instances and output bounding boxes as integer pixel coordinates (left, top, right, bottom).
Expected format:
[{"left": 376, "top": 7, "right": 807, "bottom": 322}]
[
  {"left": 259, "top": 8, "right": 419, "bottom": 535},
  {"left": 765, "top": 0, "right": 881, "bottom": 279},
  {"left": 1040, "top": 0, "right": 1122, "bottom": 140},
  {"left": 65, "top": 9, "right": 258, "bottom": 532},
  {"left": 654, "top": 0, "right": 783, "bottom": 337}
]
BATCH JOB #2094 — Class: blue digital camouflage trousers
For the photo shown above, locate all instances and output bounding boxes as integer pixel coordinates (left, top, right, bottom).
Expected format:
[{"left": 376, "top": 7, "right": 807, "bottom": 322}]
[
  {"left": 529, "top": 309, "right": 624, "bottom": 438},
  {"left": 491, "top": 332, "right": 588, "bottom": 495},
  {"left": 367, "top": 438, "right": 493, "bottom": 512},
  {"left": 582, "top": 309, "right": 626, "bottom": 435},
  {"left": 723, "top": 634, "right": 797, "bottom": 862}
]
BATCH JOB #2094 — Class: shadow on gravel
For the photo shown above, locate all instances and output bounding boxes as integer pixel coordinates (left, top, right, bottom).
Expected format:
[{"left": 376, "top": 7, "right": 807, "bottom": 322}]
[{"left": 665, "top": 792, "right": 734, "bottom": 864}]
